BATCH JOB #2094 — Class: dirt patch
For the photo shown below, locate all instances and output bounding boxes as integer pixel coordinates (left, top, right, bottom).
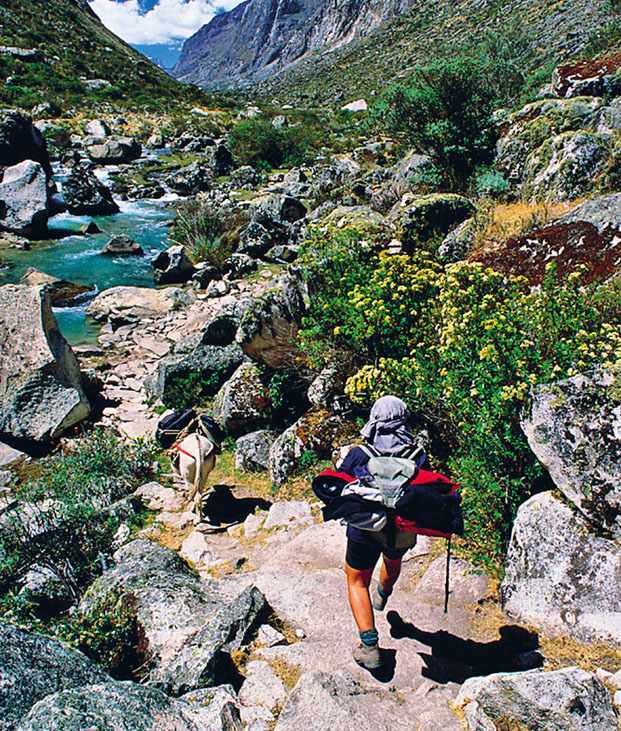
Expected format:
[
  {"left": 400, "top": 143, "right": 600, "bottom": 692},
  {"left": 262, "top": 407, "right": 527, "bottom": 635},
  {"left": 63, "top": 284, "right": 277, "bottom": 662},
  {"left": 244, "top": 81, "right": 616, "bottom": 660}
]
[
  {"left": 473, "top": 220, "right": 621, "bottom": 285},
  {"left": 555, "top": 52, "right": 621, "bottom": 97}
]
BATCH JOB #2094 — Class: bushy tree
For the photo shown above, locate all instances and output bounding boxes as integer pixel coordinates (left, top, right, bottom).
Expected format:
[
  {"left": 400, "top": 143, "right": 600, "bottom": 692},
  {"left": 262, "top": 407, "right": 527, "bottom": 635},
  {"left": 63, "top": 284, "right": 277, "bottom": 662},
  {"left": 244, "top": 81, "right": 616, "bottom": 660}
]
[{"left": 229, "top": 117, "right": 318, "bottom": 171}]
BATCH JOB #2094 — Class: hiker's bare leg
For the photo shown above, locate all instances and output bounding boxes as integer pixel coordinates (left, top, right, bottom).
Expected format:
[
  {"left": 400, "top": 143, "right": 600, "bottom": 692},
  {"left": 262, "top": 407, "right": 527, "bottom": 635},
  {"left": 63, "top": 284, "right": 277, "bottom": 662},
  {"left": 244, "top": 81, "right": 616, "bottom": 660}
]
[
  {"left": 345, "top": 562, "right": 375, "bottom": 632},
  {"left": 379, "top": 556, "right": 402, "bottom": 594}
]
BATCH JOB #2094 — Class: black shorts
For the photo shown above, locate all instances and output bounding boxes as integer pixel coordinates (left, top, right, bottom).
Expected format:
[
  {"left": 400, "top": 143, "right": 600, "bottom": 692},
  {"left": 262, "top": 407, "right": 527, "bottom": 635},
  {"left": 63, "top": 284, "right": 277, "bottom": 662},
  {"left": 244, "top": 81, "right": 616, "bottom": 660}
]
[{"left": 345, "top": 534, "right": 410, "bottom": 570}]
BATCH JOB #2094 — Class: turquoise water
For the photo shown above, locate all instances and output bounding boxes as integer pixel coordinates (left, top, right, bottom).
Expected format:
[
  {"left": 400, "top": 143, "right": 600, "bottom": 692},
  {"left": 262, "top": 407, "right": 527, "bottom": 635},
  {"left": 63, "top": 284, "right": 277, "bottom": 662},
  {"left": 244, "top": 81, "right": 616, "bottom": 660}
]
[{"left": 0, "top": 198, "right": 175, "bottom": 345}]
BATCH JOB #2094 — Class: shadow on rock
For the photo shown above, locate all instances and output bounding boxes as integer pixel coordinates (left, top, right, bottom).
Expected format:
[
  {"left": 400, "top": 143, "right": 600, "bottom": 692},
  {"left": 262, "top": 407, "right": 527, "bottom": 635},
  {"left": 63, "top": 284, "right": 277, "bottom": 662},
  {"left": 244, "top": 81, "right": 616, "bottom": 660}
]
[
  {"left": 202, "top": 484, "right": 271, "bottom": 527},
  {"left": 387, "top": 611, "right": 543, "bottom": 684},
  {"left": 368, "top": 648, "right": 397, "bottom": 683}
]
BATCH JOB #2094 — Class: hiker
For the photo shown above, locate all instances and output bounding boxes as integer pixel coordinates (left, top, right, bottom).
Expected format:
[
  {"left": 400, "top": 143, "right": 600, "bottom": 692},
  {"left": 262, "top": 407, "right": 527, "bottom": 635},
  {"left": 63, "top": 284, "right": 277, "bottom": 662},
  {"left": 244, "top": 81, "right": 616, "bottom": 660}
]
[{"left": 313, "top": 395, "right": 463, "bottom": 671}]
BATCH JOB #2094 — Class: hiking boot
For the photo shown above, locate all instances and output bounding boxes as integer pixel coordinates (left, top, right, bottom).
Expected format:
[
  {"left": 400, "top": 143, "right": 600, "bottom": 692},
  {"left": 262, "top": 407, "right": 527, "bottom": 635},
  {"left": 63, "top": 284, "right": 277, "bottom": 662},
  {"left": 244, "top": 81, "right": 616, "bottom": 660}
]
[
  {"left": 353, "top": 642, "right": 382, "bottom": 671},
  {"left": 372, "top": 584, "right": 391, "bottom": 611}
]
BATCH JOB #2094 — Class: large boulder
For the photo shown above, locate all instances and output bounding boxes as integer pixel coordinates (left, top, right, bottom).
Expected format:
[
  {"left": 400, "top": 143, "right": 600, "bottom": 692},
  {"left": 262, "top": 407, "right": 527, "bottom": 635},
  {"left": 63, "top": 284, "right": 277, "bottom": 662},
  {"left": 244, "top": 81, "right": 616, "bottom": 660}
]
[
  {"left": 86, "top": 286, "right": 193, "bottom": 326},
  {"left": 212, "top": 363, "right": 271, "bottom": 435},
  {"left": 62, "top": 165, "right": 119, "bottom": 216},
  {"left": 86, "top": 137, "right": 142, "bottom": 164},
  {"left": 0, "top": 622, "right": 109, "bottom": 730},
  {"left": 152, "top": 245, "right": 196, "bottom": 285},
  {"left": 0, "top": 161, "right": 49, "bottom": 237},
  {"left": 78, "top": 540, "right": 218, "bottom": 686},
  {"left": 237, "top": 221, "right": 273, "bottom": 257},
  {"left": 553, "top": 55, "right": 621, "bottom": 99},
  {"left": 495, "top": 97, "right": 604, "bottom": 190},
  {"left": 207, "top": 143, "right": 234, "bottom": 177},
  {"left": 146, "top": 341, "right": 244, "bottom": 407},
  {"left": 101, "top": 234, "right": 144, "bottom": 256},
  {"left": 307, "top": 366, "right": 346, "bottom": 410},
  {"left": 0, "top": 109, "right": 52, "bottom": 176},
  {"left": 522, "top": 368, "right": 621, "bottom": 537},
  {"left": 154, "top": 585, "right": 267, "bottom": 694},
  {"left": 501, "top": 491, "right": 621, "bottom": 645},
  {"left": 21, "top": 268, "right": 94, "bottom": 307},
  {"left": 557, "top": 191, "right": 621, "bottom": 232},
  {"left": 269, "top": 410, "right": 346, "bottom": 487},
  {"left": 16, "top": 680, "right": 243, "bottom": 731},
  {"left": 438, "top": 218, "right": 476, "bottom": 263},
  {"left": 235, "top": 430, "right": 276, "bottom": 472},
  {"left": 472, "top": 218, "right": 621, "bottom": 285},
  {"left": 84, "top": 119, "right": 111, "bottom": 138},
  {"left": 0, "top": 285, "right": 90, "bottom": 444},
  {"left": 399, "top": 194, "right": 474, "bottom": 250},
  {"left": 166, "top": 162, "right": 212, "bottom": 196},
  {"left": 274, "top": 670, "right": 424, "bottom": 731},
  {"left": 236, "top": 274, "right": 307, "bottom": 369},
  {"left": 456, "top": 667, "right": 616, "bottom": 731},
  {"left": 522, "top": 131, "right": 610, "bottom": 201}
]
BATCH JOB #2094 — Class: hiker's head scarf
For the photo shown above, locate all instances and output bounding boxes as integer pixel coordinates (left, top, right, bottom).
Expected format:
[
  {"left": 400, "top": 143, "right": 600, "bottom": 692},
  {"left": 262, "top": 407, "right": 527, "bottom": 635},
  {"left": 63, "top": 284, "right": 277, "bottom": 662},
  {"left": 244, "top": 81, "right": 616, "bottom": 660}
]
[{"left": 360, "top": 395, "right": 416, "bottom": 455}]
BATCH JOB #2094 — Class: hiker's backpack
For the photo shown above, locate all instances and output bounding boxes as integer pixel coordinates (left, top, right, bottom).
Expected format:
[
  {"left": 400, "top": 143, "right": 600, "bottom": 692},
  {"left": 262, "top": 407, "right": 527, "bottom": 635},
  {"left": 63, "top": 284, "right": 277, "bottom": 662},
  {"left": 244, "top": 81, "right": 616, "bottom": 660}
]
[{"left": 313, "top": 450, "right": 463, "bottom": 612}]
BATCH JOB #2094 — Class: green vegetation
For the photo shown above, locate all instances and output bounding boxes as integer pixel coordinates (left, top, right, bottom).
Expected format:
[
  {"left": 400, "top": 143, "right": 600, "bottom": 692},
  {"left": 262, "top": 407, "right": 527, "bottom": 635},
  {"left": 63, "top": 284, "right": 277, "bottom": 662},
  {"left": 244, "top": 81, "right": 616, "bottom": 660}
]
[
  {"left": 371, "top": 47, "right": 523, "bottom": 188},
  {"left": 0, "top": 0, "right": 212, "bottom": 111},
  {"left": 299, "top": 228, "right": 621, "bottom": 569},
  {"left": 162, "top": 369, "right": 223, "bottom": 410},
  {"left": 170, "top": 200, "right": 237, "bottom": 268},
  {"left": 0, "top": 430, "right": 156, "bottom": 598},
  {"left": 0, "top": 431, "right": 157, "bottom": 675},
  {"left": 229, "top": 117, "right": 319, "bottom": 171},
  {"left": 59, "top": 591, "right": 139, "bottom": 677}
]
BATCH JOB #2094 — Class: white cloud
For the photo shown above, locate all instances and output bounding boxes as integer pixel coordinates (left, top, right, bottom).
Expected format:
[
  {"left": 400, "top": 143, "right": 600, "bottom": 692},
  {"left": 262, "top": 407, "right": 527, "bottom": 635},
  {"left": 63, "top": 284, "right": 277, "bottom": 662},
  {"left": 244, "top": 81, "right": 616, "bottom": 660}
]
[{"left": 89, "top": 0, "right": 232, "bottom": 45}]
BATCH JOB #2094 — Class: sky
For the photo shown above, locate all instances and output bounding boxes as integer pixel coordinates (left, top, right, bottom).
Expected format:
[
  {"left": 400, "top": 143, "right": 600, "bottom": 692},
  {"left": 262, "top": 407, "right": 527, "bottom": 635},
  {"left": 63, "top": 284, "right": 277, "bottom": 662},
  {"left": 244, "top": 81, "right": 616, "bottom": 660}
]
[{"left": 89, "top": 0, "right": 240, "bottom": 67}]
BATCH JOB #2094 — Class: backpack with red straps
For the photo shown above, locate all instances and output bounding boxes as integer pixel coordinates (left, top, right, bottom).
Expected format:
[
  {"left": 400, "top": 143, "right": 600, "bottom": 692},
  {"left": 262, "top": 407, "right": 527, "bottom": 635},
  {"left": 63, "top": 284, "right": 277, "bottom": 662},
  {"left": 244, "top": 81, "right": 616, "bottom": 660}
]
[{"left": 313, "top": 453, "right": 463, "bottom": 612}]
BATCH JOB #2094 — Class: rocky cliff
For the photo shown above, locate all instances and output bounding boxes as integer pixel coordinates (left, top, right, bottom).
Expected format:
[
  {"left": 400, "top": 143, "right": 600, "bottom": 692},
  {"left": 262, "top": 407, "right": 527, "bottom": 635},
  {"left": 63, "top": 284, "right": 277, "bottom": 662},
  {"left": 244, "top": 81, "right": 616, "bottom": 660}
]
[
  {"left": 173, "top": 0, "right": 618, "bottom": 97},
  {"left": 172, "top": 0, "right": 416, "bottom": 88}
]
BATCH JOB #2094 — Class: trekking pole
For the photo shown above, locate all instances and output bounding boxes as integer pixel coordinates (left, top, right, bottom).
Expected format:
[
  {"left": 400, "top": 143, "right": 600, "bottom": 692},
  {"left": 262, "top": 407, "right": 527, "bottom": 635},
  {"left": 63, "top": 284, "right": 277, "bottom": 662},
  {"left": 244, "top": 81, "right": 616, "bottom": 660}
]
[{"left": 444, "top": 536, "right": 452, "bottom": 614}]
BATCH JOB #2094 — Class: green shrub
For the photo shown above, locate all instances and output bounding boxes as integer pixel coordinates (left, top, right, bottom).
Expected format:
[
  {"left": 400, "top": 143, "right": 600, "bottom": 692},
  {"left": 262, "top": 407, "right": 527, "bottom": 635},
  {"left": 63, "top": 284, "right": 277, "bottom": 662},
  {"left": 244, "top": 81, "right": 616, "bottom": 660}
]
[
  {"left": 300, "top": 231, "right": 621, "bottom": 569},
  {"left": 267, "top": 369, "right": 310, "bottom": 427},
  {"left": 345, "top": 263, "right": 621, "bottom": 568},
  {"left": 0, "top": 430, "right": 157, "bottom": 598},
  {"left": 58, "top": 591, "right": 139, "bottom": 677},
  {"left": 298, "top": 449, "right": 320, "bottom": 472},
  {"left": 371, "top": 50, "right": 523, "bottom": 188},
  {"left": 0, "top": 589, "right": 139, "bottom": 678},
  {"left": 161, "top": 369, "right": 223, "bottom": 410},
  {"left": 229, "top": 117, "right": 318, "bottom": 171},
  {"left": 474, "top": 169, "right": 510, "bottom": 198},
  {"left": 298, "top": 227, "right": 378, "bottom": 369},
  {"left": 170, "top": 201, "right": 234, "bottom": 269}
]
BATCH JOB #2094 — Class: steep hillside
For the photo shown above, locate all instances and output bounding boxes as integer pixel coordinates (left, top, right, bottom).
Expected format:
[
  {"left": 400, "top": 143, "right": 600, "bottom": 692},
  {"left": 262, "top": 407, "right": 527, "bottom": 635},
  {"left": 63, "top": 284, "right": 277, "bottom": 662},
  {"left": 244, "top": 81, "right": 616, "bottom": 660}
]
[
  {"left": 252, "top": 0, "right": 620, "bottom": 104},
  {"left": 173, "top": 0, "right": 417, "bottom": 88},
  {"left": 0, "top": 0, "right": 206, "bottom": 111}
]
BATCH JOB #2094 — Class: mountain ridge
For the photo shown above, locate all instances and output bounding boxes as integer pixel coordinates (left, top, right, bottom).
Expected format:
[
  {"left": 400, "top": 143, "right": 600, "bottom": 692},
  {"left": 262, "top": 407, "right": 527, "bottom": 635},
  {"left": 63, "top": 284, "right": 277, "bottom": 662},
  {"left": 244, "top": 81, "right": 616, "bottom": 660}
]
[
  {"left": 172, "top": 0, "right": 417, "bottom": 88},
  {"left": 173, "top": 0, "right": 619, "bottom": 103}
]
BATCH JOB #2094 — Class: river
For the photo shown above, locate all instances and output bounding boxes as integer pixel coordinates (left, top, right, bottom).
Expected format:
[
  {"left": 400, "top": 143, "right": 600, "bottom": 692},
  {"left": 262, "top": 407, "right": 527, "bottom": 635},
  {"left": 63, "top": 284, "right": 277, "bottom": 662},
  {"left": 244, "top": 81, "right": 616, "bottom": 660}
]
[{"left": 0, "top": 161, "right": 177, "bottom": 346}]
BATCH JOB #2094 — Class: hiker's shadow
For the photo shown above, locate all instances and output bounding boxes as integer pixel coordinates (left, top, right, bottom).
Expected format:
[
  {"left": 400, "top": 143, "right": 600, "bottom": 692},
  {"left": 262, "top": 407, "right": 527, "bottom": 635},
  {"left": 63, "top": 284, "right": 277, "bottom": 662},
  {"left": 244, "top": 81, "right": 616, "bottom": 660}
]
[
  {"left": 203, "top": 485, "right": 272, "bottom": 526},
  {"left": 387, "top": 611, "right": 543, "bottom": 684}
]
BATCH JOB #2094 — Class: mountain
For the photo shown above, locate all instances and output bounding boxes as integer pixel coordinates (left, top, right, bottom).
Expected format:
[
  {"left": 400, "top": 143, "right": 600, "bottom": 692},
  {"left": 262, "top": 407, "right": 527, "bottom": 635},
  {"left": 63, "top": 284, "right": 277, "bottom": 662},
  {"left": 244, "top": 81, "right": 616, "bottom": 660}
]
[
  {"left": 0, "top": 0, "right": 205, "bottom": 110},
  {"left": 173, "top": 0, "right": 619, "bottom": 101},
  {"left": 172, "top": 0, "right": 417, "bottom": 88},
  {"left": 261, "top": 0, "right": 619, "bottom": 105}
]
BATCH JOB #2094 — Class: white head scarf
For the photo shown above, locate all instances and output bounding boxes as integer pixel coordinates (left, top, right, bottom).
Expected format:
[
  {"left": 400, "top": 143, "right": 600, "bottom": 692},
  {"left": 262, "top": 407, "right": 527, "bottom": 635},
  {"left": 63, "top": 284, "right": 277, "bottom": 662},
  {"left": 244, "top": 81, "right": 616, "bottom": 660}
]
[{"left": 360, "top": 395, "right": 416, "bottom": 455}]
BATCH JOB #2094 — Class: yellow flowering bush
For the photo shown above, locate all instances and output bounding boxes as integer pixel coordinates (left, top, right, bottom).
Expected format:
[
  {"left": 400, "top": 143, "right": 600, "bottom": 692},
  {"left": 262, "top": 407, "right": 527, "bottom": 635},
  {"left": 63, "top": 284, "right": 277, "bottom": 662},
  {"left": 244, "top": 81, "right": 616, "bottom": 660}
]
[
  {"left": 345, "top": 261, "right": 621, "bottom": 567},
  {"left": 299, "top": 226, "right": 621, "bottom": 567}
]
